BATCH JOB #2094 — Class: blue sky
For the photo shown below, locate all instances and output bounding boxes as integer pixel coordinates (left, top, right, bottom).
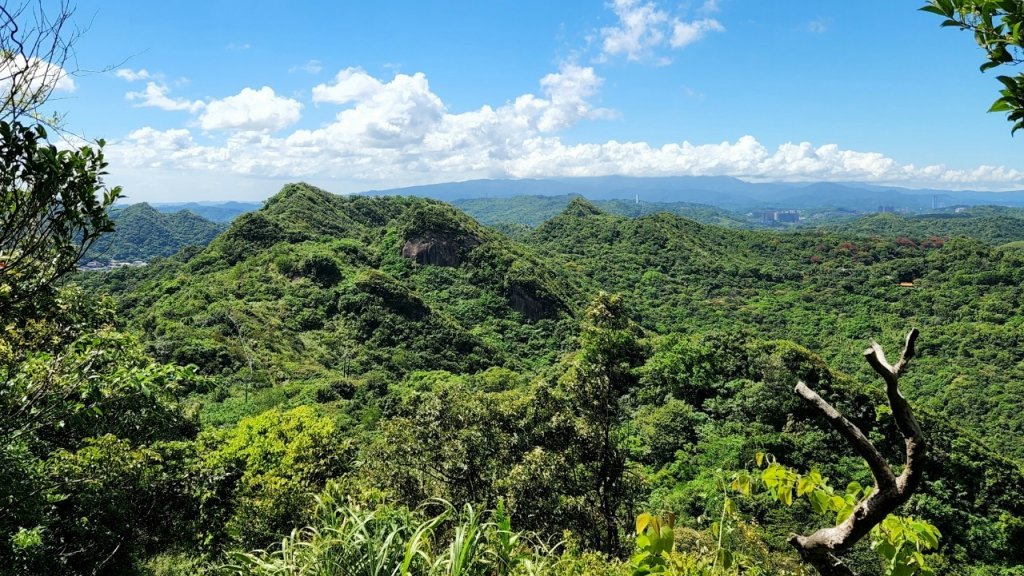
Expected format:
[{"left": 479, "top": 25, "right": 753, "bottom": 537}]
[{"left": 42, "top": 0, "right": 1024, "bottom": 202}]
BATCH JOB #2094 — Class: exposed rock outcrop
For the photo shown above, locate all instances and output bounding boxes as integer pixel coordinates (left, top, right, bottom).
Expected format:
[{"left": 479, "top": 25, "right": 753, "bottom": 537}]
[{"left": 401, "top": 235, "right": 481, "bottom": 267}]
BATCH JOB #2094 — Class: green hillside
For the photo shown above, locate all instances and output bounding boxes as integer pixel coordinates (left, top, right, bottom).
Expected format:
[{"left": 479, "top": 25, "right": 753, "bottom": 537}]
[
  {"left": 824, "top": 208, "right": 1024, "bottom": 245},
  {"left": 525, "top": 199, "right": 1024, "bottom": 461},
  {"left": 16, "top": 184, "right": 1024, "bottom": 575},
  {"left": 452, "top": 194, "right": 749, "bottom": 228},
  {"left": 101, "top": 184, "right": 580, "bottom": 391},
  {"left": 86, "top": 202, "right": 226, "bottom": 263}
]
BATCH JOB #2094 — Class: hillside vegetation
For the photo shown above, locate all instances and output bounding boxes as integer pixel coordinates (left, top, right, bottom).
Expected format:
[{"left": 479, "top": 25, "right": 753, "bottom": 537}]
[
  {"left": 453, "top": 194, "right": 748, "bottom": 229},
  {"left": 86, "top": 203, "right": 226, "bottom": 263},
  {"left": 824, "top": 207, "right": 1024, "bottom": 246},
  {"left": 17, "top": 183, "right": 1024, "bottom": 575}
]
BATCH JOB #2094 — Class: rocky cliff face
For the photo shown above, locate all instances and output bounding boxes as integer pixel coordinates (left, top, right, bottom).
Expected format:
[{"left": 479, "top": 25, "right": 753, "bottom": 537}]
[
  {"left": 506, "top": 282, "right": 557, "bottom": 321},
  {"left": 400, "top": 235, "right": 481, "bottom": 267}
]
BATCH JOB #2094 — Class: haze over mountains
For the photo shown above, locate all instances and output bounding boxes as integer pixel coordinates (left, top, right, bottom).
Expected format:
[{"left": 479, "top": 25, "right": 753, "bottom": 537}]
[
  {"left": 362, "top": 176, "right": 1024, "bottom": 211},
  {"left": 148, "top": 201, "right": 263, "bottom": 223},
  {"left": 124, "top": 176, "right": 1024, "bottom": 217},
  {"left": 95, "top": 177, "right": 1024, "bottom": 269}
]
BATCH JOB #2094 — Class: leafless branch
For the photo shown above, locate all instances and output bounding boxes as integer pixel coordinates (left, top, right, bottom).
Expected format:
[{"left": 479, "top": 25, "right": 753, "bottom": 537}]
[
  {"left": 0, "top": 0, "right": 81, "bottom": 129},
  {"left": 789, "top": 329, "right": 926, "bottom": 576}
]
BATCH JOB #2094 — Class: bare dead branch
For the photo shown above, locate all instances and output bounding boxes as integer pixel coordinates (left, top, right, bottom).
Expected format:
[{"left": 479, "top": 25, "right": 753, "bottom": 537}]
[
  {"left": 789, "top": 329, "right": 927, "bottom": 576},
  {"left": 794, "top": 381, "right": 896, "bottom": 492}
]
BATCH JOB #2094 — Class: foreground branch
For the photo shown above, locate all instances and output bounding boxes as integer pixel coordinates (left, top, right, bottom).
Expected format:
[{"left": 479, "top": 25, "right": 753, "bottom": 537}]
[{"left": 789, "top": 329, "right": 926, "bottom": 576}]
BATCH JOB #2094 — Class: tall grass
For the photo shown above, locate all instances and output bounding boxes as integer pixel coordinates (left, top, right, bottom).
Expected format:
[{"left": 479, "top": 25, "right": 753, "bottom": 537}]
[{"left": 221, "top": 493, "right": 566, "bottom": 576}]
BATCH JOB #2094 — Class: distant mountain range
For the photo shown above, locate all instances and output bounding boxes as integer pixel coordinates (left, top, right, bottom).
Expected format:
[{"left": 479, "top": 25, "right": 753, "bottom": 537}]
[
  {"left": 117, "top": 178, "right": 1024, "bottom": 221},
  {"left": 100, "top": 177, "right": 1024, "bottom": 261},
  {"left": 362, "top": 176, "right": 1024, "bottom": 212},
  {"left": 147, "top": 201, "right": 263, "bottom": 222}
]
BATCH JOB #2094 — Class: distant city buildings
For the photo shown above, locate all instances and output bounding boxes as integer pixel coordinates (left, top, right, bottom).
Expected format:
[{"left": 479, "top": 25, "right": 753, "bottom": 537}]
[
  {"left": 754, "top": 210, "right": 800, "bottom": 224},
  {"left": 79, "top": 260, "right": 148, "bottom": 272}
]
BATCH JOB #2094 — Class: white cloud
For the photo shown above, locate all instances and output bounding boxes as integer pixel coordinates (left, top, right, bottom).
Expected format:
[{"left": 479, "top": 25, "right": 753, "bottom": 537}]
[
  {"left": 600, "top": 0, "right": 723, "bottom": 61},
  {"left": 312, "top": 68, "right": 385, "bottom": 104},
  {"left": 601, "top": 0, "right": 669, "bottom": 61},
  {"left": 199, "top": 86, "right": 302, "bottom": 132},
  {"left": 301, "top": 70, "right": 444, "bottom": 148},
  {"left": 126, "top": 82, "right": 205, "bottom": 113},
  {"left": 500, "top": 136, "right": 1024, "bottom": 189},
  {"left": 115, "top": 68, "right": 152, "bottom": 82},
  {"left": 116, "top": 127, "right": 198, "bottom": 168},
  {"left": 671, "top": 18, "right": 725, "bottom": 48},
  {"left": 104, "top": 67, "right": 1024, "bottom": 194},
  {"left": 0, "top": 54, "right": 75, "bottom": 102},
  {"left": 700, "top": 0, "right": 720, "bottom": 14},
  {"left": 523, "top": 64, "right": 610, "bottom": 132},
  {"left": 807, "top": 18, "right": 828, "bottom": 34},
  {"left": 290, "top": 59, "right": 323, "bottom": 74}
]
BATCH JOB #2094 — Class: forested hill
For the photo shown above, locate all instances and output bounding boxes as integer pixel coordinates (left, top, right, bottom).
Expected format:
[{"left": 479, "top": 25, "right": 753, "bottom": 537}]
[
  {"left": 524, "top": 198, "right": 1024, "bottom": 460},
  {"left": 97, "top": 183, "right": 580, "bottom": 387},
  {"left": 86, "top": 202, "right": 226, "bottom": 263},
  {"left": 452, "top": 194, "right": 748, "bottom": 228},
  {"left": 824, "top": 207, "right": 1024, "bottom": 246},
  {"left": 71, "top": 184, "right": 1024, "bottom": 575},
  {"left": 91, "top": 189, "right": 1024, "bottom": 462}
]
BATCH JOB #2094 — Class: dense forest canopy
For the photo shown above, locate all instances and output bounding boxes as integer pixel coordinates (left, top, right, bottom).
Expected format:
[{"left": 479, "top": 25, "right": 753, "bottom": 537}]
[
  {"left": 4, "top": 2, "right": 1024, "bottom": 575},
  {"left": 49, "top": 182, "right": 1024, "bottom": 576}
]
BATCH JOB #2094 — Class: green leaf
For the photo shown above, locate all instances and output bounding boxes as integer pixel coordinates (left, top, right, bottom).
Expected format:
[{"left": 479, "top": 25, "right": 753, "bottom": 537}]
[
  {"left": 636, "top": 512, "right": 653, "bottom": 535},
  {"left": 919, "top": 4, "right": 950, "bottom": 16},
  {"left": 779, "top": 486, "right": 793, "bottom": 506},
  {"left": 717, "top": 548, "right": 733, "bottom": 569}
]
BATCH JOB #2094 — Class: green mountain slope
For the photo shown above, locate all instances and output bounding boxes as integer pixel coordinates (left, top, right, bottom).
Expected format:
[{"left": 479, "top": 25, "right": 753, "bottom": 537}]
[
  {"left": 525, "top": 199, "right": 1024, "bottom": 461},
  {"left": 86, "top": 203, "right": 226, "bottom": 262},
  {"left": 104, "top": 184, "right": 581, "bottom": 394},
  {"left": 452, "top": 194, "right": 748, "bottom": 228},
  {"left": 824, "top": 207, "right": 1024, "bottom": 245},
  {"left": 77, "top": 186, "right": 1024, "bottom": 574}
]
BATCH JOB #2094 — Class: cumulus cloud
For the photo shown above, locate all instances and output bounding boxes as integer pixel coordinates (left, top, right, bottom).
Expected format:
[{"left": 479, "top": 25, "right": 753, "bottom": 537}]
[
  {"left": 126, "top": 82, "right": 205, "bottom": 113},
  {"left": 291, "top": 64, "right": 607, "bottom": 160},
  {"left": 199, "top": 86, "right": 302, "bottom": 132},
  {"left": 601, "top": 0, "right": 723, "bottom": 61},
  {"left": 115, "top": 68, "right": 152, "bottom": 81},
  {"left": 601, "top": 0, "right": 669, "bottom": 61},
  {"left": 312, "top": 68, "right": 386, "bottom": 104},
  {"left": 0, "top": 54, "right": 75, "bottom": 101},
  {"left": 104, "top": 66, "right": 1024, "bottom": 193}
]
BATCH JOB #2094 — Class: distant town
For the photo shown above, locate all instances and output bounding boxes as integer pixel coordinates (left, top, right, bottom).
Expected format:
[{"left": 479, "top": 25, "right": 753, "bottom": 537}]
[{"left": 78, "top": 260, "right": 149, "bottom": 272}]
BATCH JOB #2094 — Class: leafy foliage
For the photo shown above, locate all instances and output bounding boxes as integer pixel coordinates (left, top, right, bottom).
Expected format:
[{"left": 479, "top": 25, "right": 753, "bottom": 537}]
[
  {"left": 739, "top": 455, "right": 941, "bottom": 576},
  {"left": 86, "top": 202, "right": 226, "bottom": 263},
  {"left": 56, "top": 189, "right": 1024, "bottom": 575},
  {"left": 0, "top": 121, "right": 120, "bottom": 319},
  {"left": 922, "top": 0, "right": 1024, "bottom": 133}
]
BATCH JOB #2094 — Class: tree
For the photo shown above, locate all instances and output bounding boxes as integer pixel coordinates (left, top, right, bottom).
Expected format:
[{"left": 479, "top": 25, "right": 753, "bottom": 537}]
[
  {"left": 0, "top": 122, "right": 120, "bottom": 320},
  {"left": 559, "top": 292, "right": 647, "bottom": 554},
  {"left": 788, "top": 329, "right": 928, "bottom": 576},
  {"left": 0, "top": 1, "right": 120, "bottom": 320},
  {"left": 921, "top": 0, "right": 1024, "bottom": 133}
]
